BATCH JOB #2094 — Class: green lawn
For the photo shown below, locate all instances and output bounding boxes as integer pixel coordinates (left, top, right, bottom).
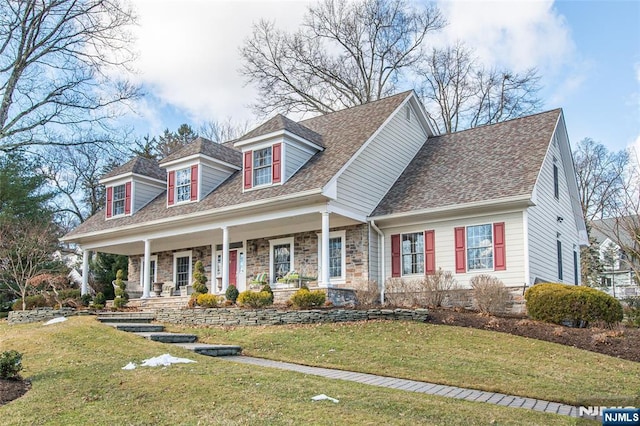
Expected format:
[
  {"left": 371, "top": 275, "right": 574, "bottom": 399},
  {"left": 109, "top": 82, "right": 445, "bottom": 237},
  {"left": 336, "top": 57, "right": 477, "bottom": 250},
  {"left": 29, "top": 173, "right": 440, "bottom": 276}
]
[
  {"left": 169, "top": 320, "right": 640, "bottom": 406},
  {"left": 0, "top": 317, "right": 582, "bottom": 425}
]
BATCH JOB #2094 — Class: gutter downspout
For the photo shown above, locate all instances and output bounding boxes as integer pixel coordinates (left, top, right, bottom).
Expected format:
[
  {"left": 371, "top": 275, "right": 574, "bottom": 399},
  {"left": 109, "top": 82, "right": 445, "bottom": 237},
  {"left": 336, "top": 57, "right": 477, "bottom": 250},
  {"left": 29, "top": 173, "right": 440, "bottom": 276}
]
[{"left": 370, "top": 220, "right": 385, "bottom": 305}]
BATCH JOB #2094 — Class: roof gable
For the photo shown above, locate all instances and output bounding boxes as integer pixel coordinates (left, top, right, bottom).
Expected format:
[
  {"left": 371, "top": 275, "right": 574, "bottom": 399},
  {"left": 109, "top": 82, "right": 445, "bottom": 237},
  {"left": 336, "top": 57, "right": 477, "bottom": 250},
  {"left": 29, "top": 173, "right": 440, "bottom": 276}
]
[
  {"left": 235, "top": 114, "right": 324, "bottom": 148},
  {"left": 160, "top": 137, "right": 242, "bottom": 168},
  {"left": 373, "top": 109, "right": 562, "bottom": 216},
  {"left": 101, "top": 156, "right": 165, "bottom": 183}
]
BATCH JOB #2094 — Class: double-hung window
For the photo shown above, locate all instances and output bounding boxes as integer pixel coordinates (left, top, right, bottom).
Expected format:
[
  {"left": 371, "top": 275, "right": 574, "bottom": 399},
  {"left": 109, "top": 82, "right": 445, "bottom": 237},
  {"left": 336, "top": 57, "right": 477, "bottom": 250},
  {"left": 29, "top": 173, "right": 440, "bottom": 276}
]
[
  {"left": 402, "top": 232, "right": 424, "bottom": 275},
  {"left": 173, "top": 251, "right": 192, "bottom": 289},
  {"left": 112, "top": 184, "right": 126, "bottom": 216},
  {"left": 176, "top": 168, "right": 191, "bottom": 202},
  {"left": 466, "top": 224, "right": 493, "bottom": 271},
  {"left": 270, "top": 237, "right": 293, "bottom": 284},
  {"left": 318, "top": 231, "right": 346, "bottom": 282},
  {"left": 253, "top": 147, "right": 272, "bottom": 186}
]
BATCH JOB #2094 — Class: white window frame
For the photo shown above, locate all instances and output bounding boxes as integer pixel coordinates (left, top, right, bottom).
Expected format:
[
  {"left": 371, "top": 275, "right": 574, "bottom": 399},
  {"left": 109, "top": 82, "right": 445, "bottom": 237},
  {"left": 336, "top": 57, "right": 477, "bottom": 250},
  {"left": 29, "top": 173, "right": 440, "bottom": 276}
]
[
  {"left": 112, "top": 184, "right": 126, "bottom": 216},
  {"left": 253, "top": 146, "right": 273, "bottom": 187},
  {"left": 401, "top": 231, "right": 425, "bottom": 276},
  {"left": 269, "top": 237, "right": 294, "bottom": 285},
  {"left": 317, "top": 230, "right": 346, "bottom": 283},
  {"left": 173, "top": 250, "right": 192, "bottom": 288},
  {"left": 175, "top": 167, "right": 192, "bottom": 203},
  {"left": 466, "top": 224, "right": 494, "bottom": 272},
  {"left": 139, "top": 255, "right": 158, "bottom": 287}
]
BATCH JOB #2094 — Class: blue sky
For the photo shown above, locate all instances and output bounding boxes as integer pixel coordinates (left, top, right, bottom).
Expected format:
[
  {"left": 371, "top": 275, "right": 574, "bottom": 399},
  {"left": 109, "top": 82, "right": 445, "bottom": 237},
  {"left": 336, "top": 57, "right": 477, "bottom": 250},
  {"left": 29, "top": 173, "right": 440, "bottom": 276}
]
[{"left": 123, "top": 0, "right": 640, "bottom": 155}]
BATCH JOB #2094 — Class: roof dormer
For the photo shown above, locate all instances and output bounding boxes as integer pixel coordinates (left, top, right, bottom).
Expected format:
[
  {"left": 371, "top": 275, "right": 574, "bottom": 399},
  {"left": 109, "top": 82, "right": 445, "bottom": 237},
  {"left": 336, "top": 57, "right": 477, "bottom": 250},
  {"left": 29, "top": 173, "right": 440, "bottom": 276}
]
[
  {"left": 159, "top": 137, "right": 242, "bottom": 206},
  {"left": 234, "top": 114, "right": 324, "bottom": 191},
  {"left": 100, "top": 157, "right": 165, "bottom": 219}
]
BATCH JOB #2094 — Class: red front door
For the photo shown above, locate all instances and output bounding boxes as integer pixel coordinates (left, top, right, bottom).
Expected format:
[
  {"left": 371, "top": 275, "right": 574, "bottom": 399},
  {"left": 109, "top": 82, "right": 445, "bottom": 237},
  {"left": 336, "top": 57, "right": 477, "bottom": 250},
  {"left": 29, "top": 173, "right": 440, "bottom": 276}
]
[{"left": 229, "top": 250, "right": 238, "bottom": 286}]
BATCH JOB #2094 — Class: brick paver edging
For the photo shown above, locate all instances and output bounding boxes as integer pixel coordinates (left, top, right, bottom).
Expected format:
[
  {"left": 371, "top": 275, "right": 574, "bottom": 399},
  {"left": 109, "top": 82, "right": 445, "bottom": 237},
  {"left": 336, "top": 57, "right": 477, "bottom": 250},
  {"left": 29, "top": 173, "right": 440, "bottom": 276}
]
[{"left": 223, "top": 356, "right": 580, "bottom": 418}]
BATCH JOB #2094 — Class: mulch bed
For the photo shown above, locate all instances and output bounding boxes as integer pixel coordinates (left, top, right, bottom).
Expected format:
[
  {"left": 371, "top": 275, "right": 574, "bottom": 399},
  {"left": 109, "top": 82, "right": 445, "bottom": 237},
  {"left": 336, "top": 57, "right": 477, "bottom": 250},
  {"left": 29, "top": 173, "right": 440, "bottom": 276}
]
[
  {"left": 427, "top": 308, "right": 640, "bottom": 362},
  {"left": 0, "top": 378, "right": 30, "bottom": 406}
]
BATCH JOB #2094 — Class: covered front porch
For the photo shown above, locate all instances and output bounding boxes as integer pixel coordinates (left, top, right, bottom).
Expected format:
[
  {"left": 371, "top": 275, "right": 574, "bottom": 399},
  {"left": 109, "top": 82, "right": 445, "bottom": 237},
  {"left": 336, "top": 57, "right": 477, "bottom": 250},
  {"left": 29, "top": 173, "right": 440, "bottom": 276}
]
[{"left": 78, "top": 201, "right": 372, "bottom": 300}]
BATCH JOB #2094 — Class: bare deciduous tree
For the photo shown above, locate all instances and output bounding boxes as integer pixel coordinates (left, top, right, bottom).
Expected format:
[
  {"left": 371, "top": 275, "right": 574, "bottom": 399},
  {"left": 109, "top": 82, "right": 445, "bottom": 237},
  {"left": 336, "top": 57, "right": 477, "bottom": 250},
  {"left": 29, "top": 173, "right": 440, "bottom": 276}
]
[
  {"left": 573, "top": 138, "right": 629, "bottom": 221},
  {"left": 0, "top": 218, "right": 62, "bottom": 310},
  {"left": 199, "top": 118, "right": 251, "bottom": 143},
  {"left": 416, "top": 42, "right": 542, "bottom": 133},
  {"left": 0, "top": 0, "right": 139, "bottom": 152},
  {"left": 240, "top": 0, "right": 444, "bottom": 116}
]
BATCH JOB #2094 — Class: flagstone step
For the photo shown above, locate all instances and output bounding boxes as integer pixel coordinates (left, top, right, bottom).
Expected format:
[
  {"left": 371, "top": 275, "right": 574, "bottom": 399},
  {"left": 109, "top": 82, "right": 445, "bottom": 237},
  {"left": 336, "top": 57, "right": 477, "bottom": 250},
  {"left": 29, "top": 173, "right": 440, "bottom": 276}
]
[
  {"left": 104, "top": 322, "right": 165, "bottom": 333},
  {"left": 135, "top": 332, "right": 198, "bottom": 344},
  {"left": 173, "top": 343, "right": 242, "bottom": 357},
  {"left": 96, "top": 313, "right": 156, "bottom": 323}
]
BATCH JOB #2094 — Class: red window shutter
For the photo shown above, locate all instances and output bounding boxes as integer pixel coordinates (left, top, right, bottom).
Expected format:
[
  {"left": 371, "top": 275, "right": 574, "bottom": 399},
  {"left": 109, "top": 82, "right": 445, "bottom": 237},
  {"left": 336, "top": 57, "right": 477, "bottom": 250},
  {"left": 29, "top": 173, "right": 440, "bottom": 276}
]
[
  {"left": 494, "top": 222, "right": 506, "bottom": 271},
  {"left": 272, "top": 143, "right": 282, "bottom": 183},
  {"left": 106, "top": 186, "right": 113, "bottom": 218},
  {"left": 454, "top": 227, "right": 466, "bottom": 273},
  {"left": 425, "top": 230, "right": 435, "bottom": 274},
  {"left": 124, "top": 182, "right": 132, "bottom": 215},
  {"left": 190, "top": 164, "right": 198, "bottom": 201},
  {"left": 168, "top": 170, "right": 175, "bottom": 205},
  {"left": 243, "top": 150, "right": 253, "bottom": 189},
  {"left": 391, "top": 234, "right": 401, "bottom": 277}
]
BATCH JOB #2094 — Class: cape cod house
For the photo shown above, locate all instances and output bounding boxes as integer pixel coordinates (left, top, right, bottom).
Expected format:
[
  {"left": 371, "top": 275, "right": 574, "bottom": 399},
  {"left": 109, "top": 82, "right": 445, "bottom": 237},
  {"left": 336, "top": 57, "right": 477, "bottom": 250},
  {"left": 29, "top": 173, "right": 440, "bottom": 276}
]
[{"left": 61, "top": 91, "right": 588, "bottom": 301}]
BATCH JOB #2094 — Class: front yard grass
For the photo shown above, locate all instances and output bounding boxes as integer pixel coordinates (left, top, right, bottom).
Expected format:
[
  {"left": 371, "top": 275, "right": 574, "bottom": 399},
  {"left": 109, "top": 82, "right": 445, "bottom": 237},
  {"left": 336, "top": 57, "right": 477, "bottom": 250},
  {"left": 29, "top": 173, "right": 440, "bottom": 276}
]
[
  {"left": 171, "top": 320, "right": 640, "bottom": 406},
  {"left": 0, "top": 316, "right": 580, "bottom": 425}
]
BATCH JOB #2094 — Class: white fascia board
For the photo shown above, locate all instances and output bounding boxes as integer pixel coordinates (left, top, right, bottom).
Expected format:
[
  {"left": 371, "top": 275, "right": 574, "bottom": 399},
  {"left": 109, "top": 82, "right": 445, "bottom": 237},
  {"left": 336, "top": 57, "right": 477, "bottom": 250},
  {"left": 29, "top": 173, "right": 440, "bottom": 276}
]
[
  {"left": 234, "top": 129, "right": 324, "bottom": 152},
  {"left": 160, "top": 154, "right": 241, "bottom": 171},
  {"left": 369, "top": 194, "right": 533, "bottom": 223},
  {"left": 327, "top": 203, "right": 367, "bottom": 223},
  {"left": 77, "top": 202, "right": 329, "bottom": 250},
  {"left": 100, "top": 173, "right": 165, "bottom": 188},
  {"left": 322, "top": 92, "right": 415, "bottom": 195},
  {"left": 61, "top": 188, "right": 325, "bottom": 243},
  {"left": 408, "top": 93, "right": 437, "bottom": 137}
]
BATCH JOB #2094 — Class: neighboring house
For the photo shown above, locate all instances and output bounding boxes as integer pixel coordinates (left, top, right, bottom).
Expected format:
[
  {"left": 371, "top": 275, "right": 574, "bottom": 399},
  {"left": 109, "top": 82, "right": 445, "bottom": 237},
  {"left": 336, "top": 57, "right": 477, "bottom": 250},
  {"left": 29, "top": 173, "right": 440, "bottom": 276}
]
[
  {"left": 61, "top": 91, "right": 587, "bottom": 300},
  {"left": 591, "top": 217, "right": 640, "bottom": 298}
]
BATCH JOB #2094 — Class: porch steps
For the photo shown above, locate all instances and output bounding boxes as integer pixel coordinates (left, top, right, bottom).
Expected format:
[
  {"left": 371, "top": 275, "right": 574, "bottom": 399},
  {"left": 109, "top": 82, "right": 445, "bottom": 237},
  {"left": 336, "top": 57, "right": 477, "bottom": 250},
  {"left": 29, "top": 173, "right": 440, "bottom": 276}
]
[
  {"left": 125, "top": 296, "right": 191, "bottom": 311},
  {"left": 98, "top": 312, "right": 242, "bottom": 357},
  {"left": 135, "top": 332, "right": 198, "bottom": 344}
]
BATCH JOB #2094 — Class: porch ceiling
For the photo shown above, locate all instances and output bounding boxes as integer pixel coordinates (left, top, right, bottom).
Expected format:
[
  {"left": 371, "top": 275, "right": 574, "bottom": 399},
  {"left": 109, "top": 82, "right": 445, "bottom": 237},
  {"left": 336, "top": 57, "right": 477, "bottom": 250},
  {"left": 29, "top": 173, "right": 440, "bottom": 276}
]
[{"left": 87, "top": 212, "right": 361, "bottom": 256}]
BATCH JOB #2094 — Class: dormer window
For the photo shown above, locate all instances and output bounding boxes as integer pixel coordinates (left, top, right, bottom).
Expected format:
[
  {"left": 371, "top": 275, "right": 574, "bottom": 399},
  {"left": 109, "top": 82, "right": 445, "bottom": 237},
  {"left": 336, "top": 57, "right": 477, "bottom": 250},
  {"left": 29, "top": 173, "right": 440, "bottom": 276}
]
[
  {"left": 243, "top": 143, "right": 281, "bottom": 190},
  {"left": 168, "top": 164, "right": 198, "bottom": 206},
  {"left": 253, "top": 147, "right": 272, "bottom": 186},
  {"left": 105, "top": 181, "right": 131, "bottom": 218}
]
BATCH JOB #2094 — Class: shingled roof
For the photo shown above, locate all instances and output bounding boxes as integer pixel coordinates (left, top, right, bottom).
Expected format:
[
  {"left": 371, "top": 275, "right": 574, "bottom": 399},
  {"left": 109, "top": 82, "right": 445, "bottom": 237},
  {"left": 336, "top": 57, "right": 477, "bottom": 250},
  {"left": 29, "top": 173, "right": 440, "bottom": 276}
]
[
  {"left": 101, "top": 156, "right": 165, "bottom": 182},
  {"left": 372, "top": 109, "right": 562, "bottom": 216},
  {"left": 160, "top": 137, "right": 242, "bottom": 167},
  {"left": 235, "top": 114, "right": 324, "bottom": 147},
  {"left": 64, "top": 91, "right": 412, "bottom": 239}
]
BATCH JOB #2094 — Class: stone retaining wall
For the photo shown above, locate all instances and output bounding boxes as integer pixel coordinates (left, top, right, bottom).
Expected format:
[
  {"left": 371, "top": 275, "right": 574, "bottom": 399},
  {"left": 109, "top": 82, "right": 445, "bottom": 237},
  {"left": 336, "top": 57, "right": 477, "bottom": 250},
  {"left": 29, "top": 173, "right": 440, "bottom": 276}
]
[
  {"left": 155, "top": 307, "right": 429, "bottom": 327},
  {"left": 8, "top": 308, "right": 77, "bottom": 325}
]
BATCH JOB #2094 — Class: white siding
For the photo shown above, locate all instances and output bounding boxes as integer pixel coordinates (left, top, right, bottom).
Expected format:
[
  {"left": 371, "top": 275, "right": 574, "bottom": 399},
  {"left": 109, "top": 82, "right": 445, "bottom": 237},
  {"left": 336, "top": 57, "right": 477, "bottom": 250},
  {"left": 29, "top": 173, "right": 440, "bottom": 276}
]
[
  {"left": 284, "top": 142, "right": 313, "bottom": 181},
  {"left": 331, "top": 102, "right": 427, "bottom": 216},
  {"left": 381, "top": 211, "right": 526, "bottom": 289},
  {"left": 201, "top": 164, "right": 234, "bottom": 197},
  {"left": 133, "top": 181, "right": 164, "bottom": 213},
  {"left": 527, "top": 131, "right": 581, "bottom": 284}
]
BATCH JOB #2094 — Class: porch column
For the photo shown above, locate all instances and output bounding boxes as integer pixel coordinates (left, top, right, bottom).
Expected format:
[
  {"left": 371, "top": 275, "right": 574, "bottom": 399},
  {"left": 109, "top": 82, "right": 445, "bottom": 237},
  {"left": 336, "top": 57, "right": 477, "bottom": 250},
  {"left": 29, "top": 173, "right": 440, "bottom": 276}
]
[
  {"left": 81, "top": 249, "right": 89, "bottom": 296},
  {"left": 222, "top": 226, "right": 229, "bottom": 293},
  {"left": 142, "top": 239, "right": 151, "bottom": 299},
  {"left": 321, "top": 211, "right": 330, "bottom": 287}
]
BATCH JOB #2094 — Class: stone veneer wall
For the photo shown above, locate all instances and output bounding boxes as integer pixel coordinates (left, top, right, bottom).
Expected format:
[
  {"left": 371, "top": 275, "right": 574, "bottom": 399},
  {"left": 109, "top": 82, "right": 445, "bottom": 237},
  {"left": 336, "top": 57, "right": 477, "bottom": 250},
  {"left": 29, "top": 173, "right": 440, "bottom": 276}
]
[
  {"left": 245, "top": 224, "right": 370, "bottom": 289},
  {"left": 129, "top": 245, "right": 213, "bottom": 288},
  {"left": 155, "top": 307, "right": 429, "bottom": 327},
  {"left": 8, "top": 308, "right": 77, "bottom": 325}
]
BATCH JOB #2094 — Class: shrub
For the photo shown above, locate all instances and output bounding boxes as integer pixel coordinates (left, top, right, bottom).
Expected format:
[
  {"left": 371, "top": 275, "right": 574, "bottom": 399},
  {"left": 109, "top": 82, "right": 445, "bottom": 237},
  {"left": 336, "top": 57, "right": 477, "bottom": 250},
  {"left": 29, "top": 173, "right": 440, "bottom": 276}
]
[
  {"left": 623, "top": 297, "right": 640, "bottom": 327},
  {"left": 261, "top": 284, "right": 274, "bottom": 304},
  {"left": 470, "top": 275, "right": 511, "bottom": 314},
  {"left": 12, "top": 295, "right": 47, "bottom": 311},
  {"left": 94, "top": 292, "right": 106, "bottom": 306},
  {"left": 192, "top": 260, "right": 208, "bottom": 294},
  {"left": 422, "top": 269, "right": 458, "bottom": 307},
  {"left": 114, "top": 269, "right": 128, "bottom": 301},
  {"left": 237, "top": 290, "right": 273, "bottom": 308},
  {"left": 80, "top": 293, "right": 92, "bottom": 307},
  {"left": 196, "top": 293, "right": 222, "bottom": 308},
  {"left": 57, "top": 289, "right": 81, "bottom": 300},
  {"left": 113, "top": 296, "right": 127, "bottom": 309},
  {"left": 525, "top": 283, "right": 623, "bottom": 327},
  {"left": 290, "top": 288, "right": 326, "bottom": 309},
  {"left": 225, "top": 284, "right": 239, "bottom": 303},
  {"left": 355, "top": 281, "right": 380, "bottom": 307},
  {"left": 0, "top": 350, "right": 23, "bottom": 380}
]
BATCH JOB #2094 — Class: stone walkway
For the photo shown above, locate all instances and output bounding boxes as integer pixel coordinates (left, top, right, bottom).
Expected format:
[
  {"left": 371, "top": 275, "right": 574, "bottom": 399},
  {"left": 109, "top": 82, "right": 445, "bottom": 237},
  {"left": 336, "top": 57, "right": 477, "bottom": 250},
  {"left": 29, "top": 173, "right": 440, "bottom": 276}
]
[{"left": 223, "top": 356, "right": 581, "bottom": 418}]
